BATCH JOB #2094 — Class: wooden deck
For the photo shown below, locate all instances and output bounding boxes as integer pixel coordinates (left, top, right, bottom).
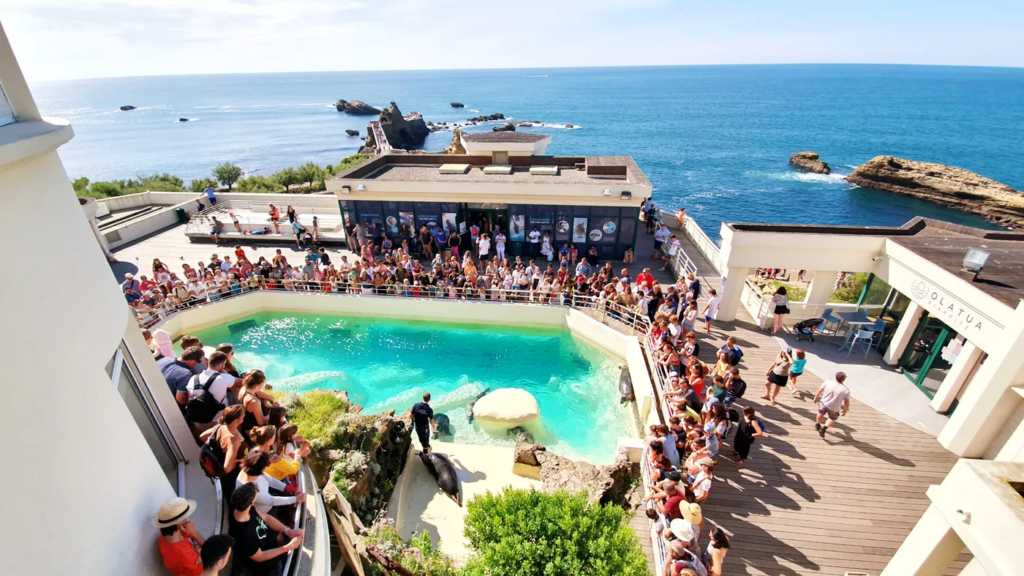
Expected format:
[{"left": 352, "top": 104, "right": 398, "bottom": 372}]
[{"left": 633, "top": 231, "right": 968, "bottom": 575}]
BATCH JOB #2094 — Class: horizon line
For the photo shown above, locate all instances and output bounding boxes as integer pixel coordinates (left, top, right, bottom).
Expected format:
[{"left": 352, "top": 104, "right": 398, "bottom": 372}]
[{"left": 35, "top": 61, "right": 1024, "bottom": 84}]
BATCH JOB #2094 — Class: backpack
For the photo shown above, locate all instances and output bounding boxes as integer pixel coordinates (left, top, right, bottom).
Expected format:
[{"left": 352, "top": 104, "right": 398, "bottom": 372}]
[
  {"left": 199, "top": 425, "right": 227, "bottom": 479},
  {"left": 186, "top": 372, "right": 224, "bottom": 424},
  {"left": 727, "top": 346, "right": 744, "bottom": 366}
]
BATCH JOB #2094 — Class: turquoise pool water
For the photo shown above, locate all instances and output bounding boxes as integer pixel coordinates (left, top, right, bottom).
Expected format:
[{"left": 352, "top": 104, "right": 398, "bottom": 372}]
[{"left": 185, "top": 312, "right": 634, "bottom": 463}]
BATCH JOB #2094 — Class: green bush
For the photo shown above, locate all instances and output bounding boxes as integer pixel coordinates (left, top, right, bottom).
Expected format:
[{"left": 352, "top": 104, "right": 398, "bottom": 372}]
[
  {"left": 830, "top": 272, "right": 869, "bottom": 304},
  {"left": 189, "top": 177, "right": 217, "bottom": 192},
  {"left": 237, "top": 175, "right": 280, "bottom": 193},
  {"left": 279, "top": 390, "right": 351, "bottom": 449},
  {"left": 364, "top": 525, "right": 458, "bottom": 576},
  {"left": 462, "top": 489, "right": 648, "bottom": 576},
  {"left": 760, "top": 279, "right": 807, "bottom": 303}
]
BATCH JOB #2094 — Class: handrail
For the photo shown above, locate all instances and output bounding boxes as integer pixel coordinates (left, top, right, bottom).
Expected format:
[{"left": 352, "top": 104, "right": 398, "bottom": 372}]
[
  {"left": 641, "top": 452, "right": 669, "bottom": 576},
  {"left": 369, "top": 121, "right": 393, "bottom": 155},
  {"left": 281, "top": 463, "right": 312, "bottom": 576},
  {"left": 134, "top": 278, "right": 653, "bottom": 337}
]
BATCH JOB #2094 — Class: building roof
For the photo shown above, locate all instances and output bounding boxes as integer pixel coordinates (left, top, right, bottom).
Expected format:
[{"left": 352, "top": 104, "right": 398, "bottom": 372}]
[
  {"left": 727, "top": 218, "right": 1024, "bottom": 307},
  {"left": 333, "top": 154, "right": 651, "bottom": 187},
  {"left": 461, "top": 132, "right": 551, "bottom": 143}
]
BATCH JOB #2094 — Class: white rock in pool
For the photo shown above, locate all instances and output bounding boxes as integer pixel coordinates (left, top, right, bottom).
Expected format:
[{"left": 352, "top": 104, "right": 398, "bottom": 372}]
[{"left": 473, "top": 388, "right": 540, "bottom": 425}]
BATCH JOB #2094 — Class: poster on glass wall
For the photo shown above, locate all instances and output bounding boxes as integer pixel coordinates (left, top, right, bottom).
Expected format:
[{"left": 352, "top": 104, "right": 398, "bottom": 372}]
[
  {"left": 510, "top": 214, "right": 526, "bottom": 241},
  {"left": 442, "top": 213, "right": 457, "bottom": 234},
  {"left": 399, "top": 212, "right": 414, "bottom": 231},
  {"left": 386, "top": 216, "right": 399, "bottom": 234},
  {"left": 572, "top": 217, "right": 588, "bottom": 243}
]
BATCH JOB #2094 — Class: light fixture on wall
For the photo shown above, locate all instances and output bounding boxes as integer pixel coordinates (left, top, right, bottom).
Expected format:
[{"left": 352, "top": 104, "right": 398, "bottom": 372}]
[
  {"left": 357, "top": 184, "right": 366, "bottom": 191},
  {"left": 962, "top": 248, "right": 990, "bottom": 281},
  {"left": 340, "top": 186, "right": 351, "bottom": 194},
  {"left": 602, "top": 188, "right": 612, "bottom": 197},
  {"left": 620, "top": 191, "right": 632, "bottom": 200}
]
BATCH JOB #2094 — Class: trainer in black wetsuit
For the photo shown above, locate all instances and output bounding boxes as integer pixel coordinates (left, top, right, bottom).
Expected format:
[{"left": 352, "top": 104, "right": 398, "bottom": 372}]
[{"left": 411, "top": 392, "right": 436, "bottom": 452}]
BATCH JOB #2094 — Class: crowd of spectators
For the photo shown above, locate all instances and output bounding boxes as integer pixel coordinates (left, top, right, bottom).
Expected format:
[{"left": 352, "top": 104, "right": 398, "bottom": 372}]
[{"left": 149, "top": 328, "right": 311, "bottom": 576}]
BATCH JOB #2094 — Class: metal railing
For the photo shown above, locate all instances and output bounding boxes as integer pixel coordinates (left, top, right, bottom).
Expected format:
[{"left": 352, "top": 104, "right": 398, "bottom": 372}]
[
  {"left": 183, "top": 201, "right": 345, "bottom": 238},
  {"left": 369, "top": 121, "right": 393, "bottom": 155},
  {"left": 281, "top": 463, "right": 312, "bottom": 576},
  {"left": 135, "top": 277, "right": 653, "bottom": 336},
  {"left": 641, "top": 453, "right": 669, "bottom": 576}
]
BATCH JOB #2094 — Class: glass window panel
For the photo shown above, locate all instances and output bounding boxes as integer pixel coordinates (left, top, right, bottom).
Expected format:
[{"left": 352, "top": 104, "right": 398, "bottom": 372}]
[
  {"left": 619, "top": 218, "right": 636, "bottom": 250},
  {"left": 115, "top": 350, "right": 178, "bottom": 490}
]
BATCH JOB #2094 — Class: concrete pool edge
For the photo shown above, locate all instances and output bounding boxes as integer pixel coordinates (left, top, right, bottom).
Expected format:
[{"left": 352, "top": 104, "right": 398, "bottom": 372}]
[{"left": 153, "top": 291, "right": 659, "bottom": 435}]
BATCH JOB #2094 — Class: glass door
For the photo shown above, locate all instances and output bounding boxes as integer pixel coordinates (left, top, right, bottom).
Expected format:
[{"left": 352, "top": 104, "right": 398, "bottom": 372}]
[{"left": 898, "top": 313, "right": 954, "bottom": 398}]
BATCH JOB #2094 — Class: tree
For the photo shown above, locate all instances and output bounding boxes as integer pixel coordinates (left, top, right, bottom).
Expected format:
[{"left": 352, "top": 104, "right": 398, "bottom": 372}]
[
  {"left": 273, "top": 167, "right": 299, "bottom": 190},
  {"left": 189, "top": 177, "right": 218, "bottom": 193},
  {"left": 295, "top": 162, "right": 321, "bottom": 187},
  {"left": 71, "top": 177, "right": 90, "bottom": 192},
  {"left": 462, "top": 489, "right": 648, "bottom": 576},
  {"left": 89, "top": 181, "right": 125, "bottom": 197},
  {"left": 212, "top": 163, "right": 243, "bottom": 190},
  {"left": 237, "top": 175, "right": 279, "bottom": 193}
]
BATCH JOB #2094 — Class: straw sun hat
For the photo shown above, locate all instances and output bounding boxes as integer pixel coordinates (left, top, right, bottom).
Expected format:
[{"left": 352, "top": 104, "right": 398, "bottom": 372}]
[
  {"left": 152, "top": 497, "right": 197, "bottom": 528},
  {"left": 679, "top": 502, "right": 702, "bottom": 525}
]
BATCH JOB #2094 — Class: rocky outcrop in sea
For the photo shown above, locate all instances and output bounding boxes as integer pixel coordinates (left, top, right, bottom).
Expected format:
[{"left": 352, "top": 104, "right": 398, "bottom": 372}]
[
  {"left": 336, "top": 99, "right": 381, "bottom": 115},
  {"left": 367, "top": 102, "right": 431, "bottom": 150},
  {"left": 847, "top": 155, "right": 1024, "bottom": 228},
  {"left": 790, "top": 151, "right": 831, "bottom": 174},
  {"left": 493, "top": 122, "right": 516, "bottom": 132},
  {"left": 450, "top": 102, "right": 465, "bottom": 108},
  {"left": 119, "top": 105, "right": 136, "bottom": 111},
  {"left": 467, "top": 112, "right": 505, "bottom": 123},
  {"left": 345, "top": 129, "right": 361, "bottom": 137}
]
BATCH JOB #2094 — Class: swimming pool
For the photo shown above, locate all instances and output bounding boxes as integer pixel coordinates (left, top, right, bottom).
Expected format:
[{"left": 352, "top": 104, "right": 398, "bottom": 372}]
[{"left": 185, "top": 312, "right": 634, "bottom": 463}]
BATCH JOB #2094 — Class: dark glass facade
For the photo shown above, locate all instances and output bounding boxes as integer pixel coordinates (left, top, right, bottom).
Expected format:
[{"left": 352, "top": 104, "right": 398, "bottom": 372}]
[{"left": 340, "top": 200, "right": 640, "bottom": 260}]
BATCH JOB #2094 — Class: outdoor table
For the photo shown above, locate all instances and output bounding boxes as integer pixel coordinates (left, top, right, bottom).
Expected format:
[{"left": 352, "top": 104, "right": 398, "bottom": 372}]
[{"left": 834, "top": 309, "right": 875, "bottom": 349}]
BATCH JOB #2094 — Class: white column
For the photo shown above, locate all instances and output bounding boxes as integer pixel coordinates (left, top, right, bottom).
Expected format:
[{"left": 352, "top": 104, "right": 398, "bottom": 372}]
[
  {"left": 88, "top": 217, "right": 111, "bottom": 254},
  {"left": 939, "top": 304, "right": 1024, "bottom": 457},
  {"left": 803, "top": 270, "right": 838, "bottom": 311},
  {"left": 883, "top": 301, "right": 925, "bottom": 365},
  {"left": 881, "top": 504, "right": 964, "bottom": 576},
  {"left": 715, "top": 267, "right": 748, "bottom": 322},
  {"left": 930, "top": 341, "right": 984, "bottom": 413}
]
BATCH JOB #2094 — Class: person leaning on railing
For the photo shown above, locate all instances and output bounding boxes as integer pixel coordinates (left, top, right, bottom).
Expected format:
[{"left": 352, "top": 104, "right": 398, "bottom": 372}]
[
  {"left": 235, "top": 448, "right": 307, "bottom": 518},
  {"left": 228, "top": 482, "right": 303, "bottom": 576}
]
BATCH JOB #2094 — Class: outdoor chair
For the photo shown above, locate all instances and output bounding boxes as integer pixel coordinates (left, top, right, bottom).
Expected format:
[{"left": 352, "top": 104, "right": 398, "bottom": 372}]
[
  {"left": 821, "top": 307, "right": 842, "bottom": 342},
  {"left": 844, "top": 330, "right": 875, "bottom": 359}
]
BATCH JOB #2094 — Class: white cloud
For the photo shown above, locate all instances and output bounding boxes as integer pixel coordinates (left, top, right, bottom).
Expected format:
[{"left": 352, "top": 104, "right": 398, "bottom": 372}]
[{"left": 2, "top": 0, "right": 1021, "bottom": 82}]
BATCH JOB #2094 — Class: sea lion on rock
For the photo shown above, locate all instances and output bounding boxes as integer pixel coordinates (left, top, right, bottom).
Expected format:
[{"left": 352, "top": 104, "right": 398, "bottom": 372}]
[{"left": 418, "top": 451, "right": 462, "bottom": 506}]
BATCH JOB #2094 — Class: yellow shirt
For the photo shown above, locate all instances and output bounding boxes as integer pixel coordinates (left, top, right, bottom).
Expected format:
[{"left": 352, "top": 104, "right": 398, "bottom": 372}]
[{"left": 265, "top": 457, "right": 300, "bottom": 481}]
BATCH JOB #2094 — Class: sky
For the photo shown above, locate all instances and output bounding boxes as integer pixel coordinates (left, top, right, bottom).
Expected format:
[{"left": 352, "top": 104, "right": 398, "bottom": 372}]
[{"left": 3, "top": 0, "right": 1023, "bottom": 83}]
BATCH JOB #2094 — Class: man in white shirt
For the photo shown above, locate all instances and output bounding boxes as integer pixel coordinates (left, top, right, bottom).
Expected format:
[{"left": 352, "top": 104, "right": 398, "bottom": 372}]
[
  {"left": 477, "top": 234, "right": 491, "bottom": 259},
  {"left": 813, "top": 372, "right": 851, "bottom": 439},
  {"left": 652, "top": 224, "right": 671, "bottom": 259},
  {"left": 528, "top": 227, "right": 541, "bottom": 257},
  {"left": 186, "top": 351, "right": 240, "bottom": 429},
  {"left": 660, "top": 235, "right": 681, "bottom": 271},
  {"left": 702, "top": 289, "right": 721, "bottom": 334}
]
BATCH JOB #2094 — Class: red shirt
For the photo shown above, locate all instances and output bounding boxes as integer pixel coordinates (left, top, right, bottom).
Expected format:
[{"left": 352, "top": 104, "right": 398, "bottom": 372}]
[
  {"left": 140, "top": 279, "right": 157, "bottom": 292},
  {"left": 157, "top": 536, "right": 202, "bottom": 576},
  {"left": 235, "top": 248, "right": 247, "bottom": 262},
  {"left": 637, "top": 272, "right": 655, "bottom": 288},
  {"left": 664, "top": 491, "right": 686, "bottom": 521}
]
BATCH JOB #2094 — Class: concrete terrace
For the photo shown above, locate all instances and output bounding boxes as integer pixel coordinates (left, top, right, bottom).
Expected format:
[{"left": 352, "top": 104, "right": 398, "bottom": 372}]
[
  {"left": 633, "top": 227, "right": 969, "bottom": 575},
  {"left": 113, "top": 221, "right": 968, "bottom": 575}
]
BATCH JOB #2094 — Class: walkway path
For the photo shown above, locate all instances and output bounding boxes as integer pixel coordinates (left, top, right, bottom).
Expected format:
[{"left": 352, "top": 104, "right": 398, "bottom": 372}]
[{"left": 659, "top": 309, "right": 967, "bottom": 575}]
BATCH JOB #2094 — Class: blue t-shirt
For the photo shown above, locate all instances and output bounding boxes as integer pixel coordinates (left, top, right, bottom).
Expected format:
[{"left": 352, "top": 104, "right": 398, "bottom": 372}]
[
  {"left": 204, "top": 187, "right": 216, "bottom": 201},
  {"left": 791, "top": 358, "right": 807, "bottom": 374},
  {"left": 157, "top": 357, "right": 198, "bottom": 397}
]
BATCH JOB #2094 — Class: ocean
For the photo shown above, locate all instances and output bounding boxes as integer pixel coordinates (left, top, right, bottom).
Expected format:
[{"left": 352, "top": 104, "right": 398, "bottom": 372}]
[{"left": 32, "top": 64, "right": 1024, "bottom": 238}]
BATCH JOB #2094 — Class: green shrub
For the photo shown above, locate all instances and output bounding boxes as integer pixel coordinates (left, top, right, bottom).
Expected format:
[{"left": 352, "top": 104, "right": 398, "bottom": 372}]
[
  {"left": 212, "top": 162, "right": 243, "bottom": 190},
  {"left": 189, "top": 177, "right": 217, "bottom": 192},
  {"left": 281, "top": 390, "right": 351, "bottom": 448},
  {"left": 462, "top": 489, "right": 648, "bottom": 576},
  {"left": 830, "top": 272, "right": 869, "bottom": 304},
  {"left": 760, "top": 279, "right": 807, "bottom": 303},
  {"left": 364, "top": 525, "right": 458, "bottom": 576},
  {"left": 237, "top": 174, "right": 280, "bottom": 193}
]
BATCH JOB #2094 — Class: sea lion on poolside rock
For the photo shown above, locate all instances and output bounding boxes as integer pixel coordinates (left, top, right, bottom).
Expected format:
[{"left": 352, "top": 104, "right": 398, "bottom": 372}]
[{"left": 418, "top": 451, "right": 462, "bottom": 506}]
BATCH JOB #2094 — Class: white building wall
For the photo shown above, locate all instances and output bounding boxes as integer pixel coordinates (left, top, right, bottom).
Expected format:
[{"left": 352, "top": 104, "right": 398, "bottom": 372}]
[{"left": 0, "top": 23, "right": 194, "bottom": 575}]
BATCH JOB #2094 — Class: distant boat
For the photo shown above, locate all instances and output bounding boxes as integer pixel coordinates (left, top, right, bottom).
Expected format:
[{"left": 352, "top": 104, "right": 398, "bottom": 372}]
[{"left": 119, "top": 105, "right": 136, "bottom": 111}]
